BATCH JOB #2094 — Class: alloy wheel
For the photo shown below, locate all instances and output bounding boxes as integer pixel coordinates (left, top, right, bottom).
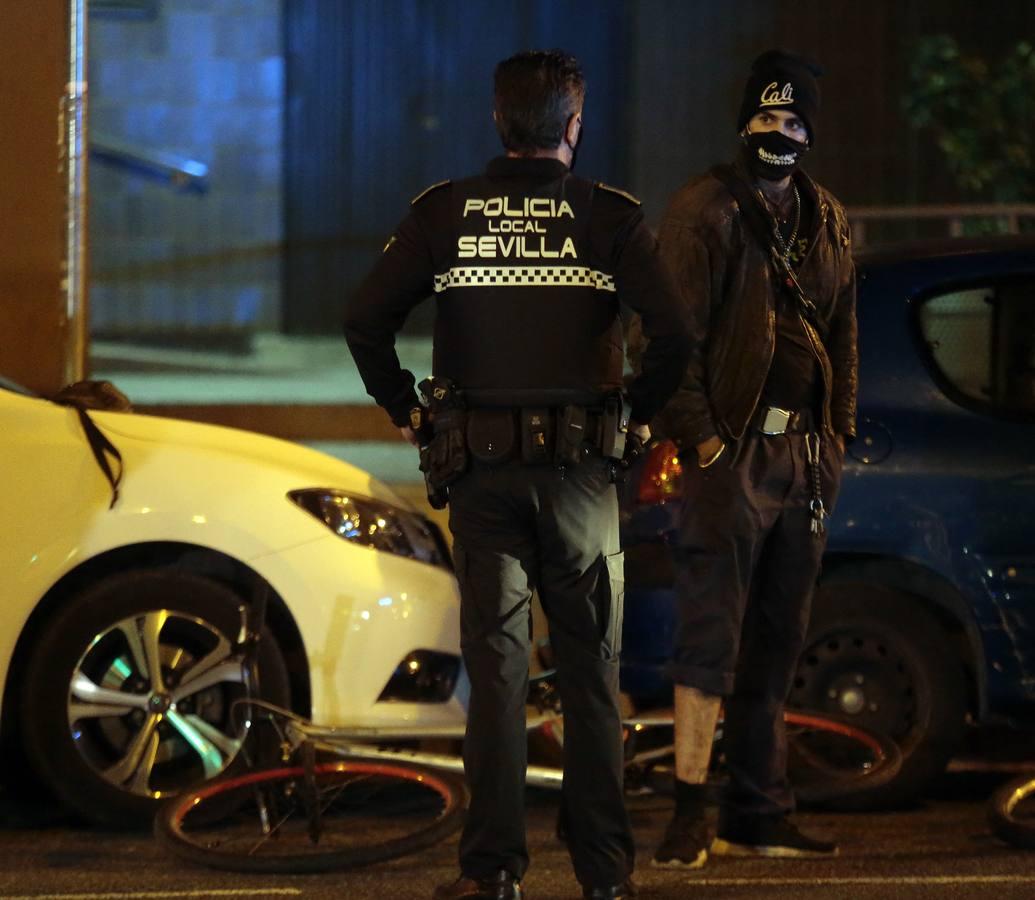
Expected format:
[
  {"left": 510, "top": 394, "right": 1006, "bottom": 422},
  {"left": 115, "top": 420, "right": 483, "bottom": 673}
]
[{"left": 66, "top": 609, "right": 250, "bottom": 798}]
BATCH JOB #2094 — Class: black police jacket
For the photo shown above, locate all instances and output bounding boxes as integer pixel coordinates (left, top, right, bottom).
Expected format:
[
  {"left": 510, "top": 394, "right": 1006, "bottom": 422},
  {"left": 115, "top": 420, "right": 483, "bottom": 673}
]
[{"left": 344, "top": 156, "right": 690, "bottom": 427}]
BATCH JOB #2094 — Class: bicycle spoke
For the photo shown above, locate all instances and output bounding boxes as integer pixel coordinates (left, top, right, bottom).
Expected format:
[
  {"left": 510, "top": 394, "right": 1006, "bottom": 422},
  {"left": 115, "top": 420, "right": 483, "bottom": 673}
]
[{"left": 248, "top": 795, "right": 303, "bottom": 855}]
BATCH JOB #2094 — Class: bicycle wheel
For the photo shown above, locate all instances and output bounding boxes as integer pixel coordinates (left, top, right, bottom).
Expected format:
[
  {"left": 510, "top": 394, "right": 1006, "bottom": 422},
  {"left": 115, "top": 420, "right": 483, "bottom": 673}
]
[
  {"left": 988, "top": 772, "right": 1035, "bottom": 849},
  {"left": 155, "top": 758, "right": 468, "bottom": 873},
  {"left": 785, "top": 709, "right": 903, "bottom": 805},
  {"left": 620, "top": 707, "right": 900, "bottom": 806}
]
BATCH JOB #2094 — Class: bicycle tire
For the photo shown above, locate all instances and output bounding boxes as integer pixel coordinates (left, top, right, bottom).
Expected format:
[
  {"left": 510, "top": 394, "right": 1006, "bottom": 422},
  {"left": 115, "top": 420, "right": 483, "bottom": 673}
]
[
  {"left": 988, "top": 772, "right": 1035, "bottom": 849},
  {"left": 620, "top": 707, "right": 901, "bottom": 806},
  {"left": 784, "top": 709, "right": 903, "bottom": 805},
  {"left": 154, "top": 758, "right": 467, "bottom": 874}
]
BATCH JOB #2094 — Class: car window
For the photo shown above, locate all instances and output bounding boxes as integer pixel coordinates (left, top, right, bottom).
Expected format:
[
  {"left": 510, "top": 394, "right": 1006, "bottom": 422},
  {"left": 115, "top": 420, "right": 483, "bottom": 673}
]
[{"left": 918, "top": 280, "right": 1035, "bottom": 417}]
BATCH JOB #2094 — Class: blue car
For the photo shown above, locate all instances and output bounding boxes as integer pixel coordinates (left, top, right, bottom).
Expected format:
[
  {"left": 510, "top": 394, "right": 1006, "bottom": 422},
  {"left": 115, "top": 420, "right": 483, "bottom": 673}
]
[{"left": 619, "top": 235, "right": 1035, "bottom": 806}]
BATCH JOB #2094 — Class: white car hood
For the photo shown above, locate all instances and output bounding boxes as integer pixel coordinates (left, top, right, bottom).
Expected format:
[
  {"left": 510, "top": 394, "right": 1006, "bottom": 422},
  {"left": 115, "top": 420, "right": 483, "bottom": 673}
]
[{"left": 92, "top": 408, "right": 409, "bottom": 510}]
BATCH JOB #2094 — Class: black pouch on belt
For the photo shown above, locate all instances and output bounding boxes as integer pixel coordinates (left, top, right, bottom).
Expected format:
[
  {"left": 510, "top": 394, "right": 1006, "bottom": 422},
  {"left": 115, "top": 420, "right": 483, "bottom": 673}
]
[
  {"left": 554, "top": 404, "right": 587, "bottom": 467},
  {"left": 465, "top": 408, "right": 517, "bottom": 463},
  {"left": 599, "top": 393, "right": 631, "bottom": 461},
  {"left": 521, "top": 408, "right": 553, "bottom": 464}
]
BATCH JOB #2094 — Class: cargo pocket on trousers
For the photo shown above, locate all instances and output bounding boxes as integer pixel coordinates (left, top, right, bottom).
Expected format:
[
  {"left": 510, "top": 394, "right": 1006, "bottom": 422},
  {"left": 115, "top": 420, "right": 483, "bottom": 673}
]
[
  {"left": 601, "top": 551, "right": 625, "bottom": 657},
  {"left": 452, "top": 542, "right": 481, "bottom": 646}
]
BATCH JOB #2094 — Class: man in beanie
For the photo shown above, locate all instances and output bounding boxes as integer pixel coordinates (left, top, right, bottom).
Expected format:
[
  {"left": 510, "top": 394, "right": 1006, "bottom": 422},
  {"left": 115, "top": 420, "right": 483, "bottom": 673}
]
[{"left": 633, "top": 49, "right": 857, "bottom": 867}]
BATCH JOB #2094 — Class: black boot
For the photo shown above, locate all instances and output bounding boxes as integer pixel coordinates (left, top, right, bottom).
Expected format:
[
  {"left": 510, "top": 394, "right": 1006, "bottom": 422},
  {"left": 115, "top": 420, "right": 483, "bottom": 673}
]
[
  {"left": 652, "top": 780, "right": 711, "bottom": 869},
  {"left": 582, "top": 879, "right": 637, "bottom": 899},
  {"left": 432, "top": 869, "right": 524, "bottom": 899}
]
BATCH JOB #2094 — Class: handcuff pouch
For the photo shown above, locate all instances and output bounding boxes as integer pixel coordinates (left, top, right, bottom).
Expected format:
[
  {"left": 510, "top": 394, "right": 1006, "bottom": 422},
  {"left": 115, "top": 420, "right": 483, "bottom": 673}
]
[{"left": 465, "top": 409, "right": 517, "bottom": 463}]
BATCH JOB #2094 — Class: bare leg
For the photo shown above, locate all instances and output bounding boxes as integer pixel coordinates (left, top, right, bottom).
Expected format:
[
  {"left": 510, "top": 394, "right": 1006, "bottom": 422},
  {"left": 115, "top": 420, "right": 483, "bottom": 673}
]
[
  {"left": 653, "top": 684, "right": 722, "bottom": 868},
  {"left": 673, "top": 684, "right": 722, "bottom": 784}
]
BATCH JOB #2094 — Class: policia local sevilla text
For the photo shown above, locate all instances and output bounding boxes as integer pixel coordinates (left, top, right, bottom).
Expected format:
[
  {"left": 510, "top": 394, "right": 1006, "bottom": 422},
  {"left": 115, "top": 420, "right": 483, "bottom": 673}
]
[{"left": 458, "top": 195, "right": 578, "bottom": 260}]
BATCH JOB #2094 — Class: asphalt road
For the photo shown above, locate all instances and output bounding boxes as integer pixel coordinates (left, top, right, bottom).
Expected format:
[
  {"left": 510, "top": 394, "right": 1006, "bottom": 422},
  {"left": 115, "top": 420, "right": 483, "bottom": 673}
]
[{"left": 2, "top": 771, "right": 1034, "bottom": 900}]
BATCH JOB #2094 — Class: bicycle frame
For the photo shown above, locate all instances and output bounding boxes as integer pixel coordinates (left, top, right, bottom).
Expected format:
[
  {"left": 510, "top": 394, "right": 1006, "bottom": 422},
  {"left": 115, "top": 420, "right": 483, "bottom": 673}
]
[
  {"left": 257, "top": 709, "right": 566, "bottom": 790},
  {"left": 237, "top": 581, "right": 898, "bottom": 799}
]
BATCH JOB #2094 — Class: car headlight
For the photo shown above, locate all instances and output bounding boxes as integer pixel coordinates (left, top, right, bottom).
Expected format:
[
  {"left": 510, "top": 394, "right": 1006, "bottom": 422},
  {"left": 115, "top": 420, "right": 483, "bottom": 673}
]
[{"left": 288, "top": 489, "right": 450, "bottom": 569}]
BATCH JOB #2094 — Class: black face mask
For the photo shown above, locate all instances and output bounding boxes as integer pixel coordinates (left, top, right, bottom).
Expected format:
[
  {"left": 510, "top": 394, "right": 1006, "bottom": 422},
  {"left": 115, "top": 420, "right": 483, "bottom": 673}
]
[{"left": 743, "top": 130, "right": 808, "bottom": 180}]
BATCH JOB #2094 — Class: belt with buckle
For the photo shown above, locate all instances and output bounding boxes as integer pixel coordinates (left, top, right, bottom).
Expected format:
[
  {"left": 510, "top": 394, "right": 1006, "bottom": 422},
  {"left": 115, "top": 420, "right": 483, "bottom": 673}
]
[{"left": 755, "top": 405, "right": 812, "bottom": 435}]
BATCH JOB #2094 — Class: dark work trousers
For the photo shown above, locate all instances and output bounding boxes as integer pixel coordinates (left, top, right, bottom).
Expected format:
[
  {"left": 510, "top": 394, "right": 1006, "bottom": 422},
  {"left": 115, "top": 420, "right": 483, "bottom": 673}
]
[
  {"left": 448, "top": 454, "right": 634, "bottom": 888},
  {"left": 671, "top": 429, "right": 844, "bottom": 825}
]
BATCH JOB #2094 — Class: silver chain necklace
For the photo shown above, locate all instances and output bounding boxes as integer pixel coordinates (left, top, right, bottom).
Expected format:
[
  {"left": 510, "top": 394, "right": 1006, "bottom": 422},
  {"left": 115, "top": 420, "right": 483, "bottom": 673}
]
[{"left": 771, "top": 183, "right": 801, "bottom": 261}]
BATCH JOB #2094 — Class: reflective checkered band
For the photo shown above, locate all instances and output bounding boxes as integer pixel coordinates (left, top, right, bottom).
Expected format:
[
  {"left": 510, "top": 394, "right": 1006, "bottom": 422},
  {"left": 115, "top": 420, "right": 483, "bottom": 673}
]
[{"left": 433, "top": 266, "right": 616, "bottom": 293}]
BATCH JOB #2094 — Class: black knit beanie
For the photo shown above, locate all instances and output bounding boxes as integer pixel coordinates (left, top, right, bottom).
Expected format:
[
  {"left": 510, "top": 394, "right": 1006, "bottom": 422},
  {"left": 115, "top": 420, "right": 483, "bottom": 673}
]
[{"left": 737, "top": 50, "right": 823, "bottom": 143}]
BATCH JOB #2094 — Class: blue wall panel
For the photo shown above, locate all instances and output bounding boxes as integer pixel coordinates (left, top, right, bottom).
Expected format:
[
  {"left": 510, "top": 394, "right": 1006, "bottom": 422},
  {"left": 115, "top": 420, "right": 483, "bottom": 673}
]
[{"left": 283, "top": 0, "right": 628, "bottom": 333}]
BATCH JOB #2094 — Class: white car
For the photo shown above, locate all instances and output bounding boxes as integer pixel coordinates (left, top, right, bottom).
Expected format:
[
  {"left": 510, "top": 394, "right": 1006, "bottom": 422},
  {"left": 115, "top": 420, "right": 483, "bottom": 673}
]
[{"left": 1, "top": 376, "right": 465, "bottom": 826}]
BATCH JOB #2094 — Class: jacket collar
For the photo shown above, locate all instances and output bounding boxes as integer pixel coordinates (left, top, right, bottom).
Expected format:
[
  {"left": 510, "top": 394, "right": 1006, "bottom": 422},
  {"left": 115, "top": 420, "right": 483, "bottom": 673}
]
[
  {"left": 486, "top": 155, "right": 570, "bottom": 179},
  {"left": 731, "top": 154, "right": 824, "bottom": 236}
]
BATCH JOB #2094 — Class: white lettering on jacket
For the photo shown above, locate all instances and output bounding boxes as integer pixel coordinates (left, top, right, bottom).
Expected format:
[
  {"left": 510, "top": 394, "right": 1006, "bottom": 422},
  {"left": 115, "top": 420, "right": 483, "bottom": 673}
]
[
  {"left": 458, "top": 195, "right": 577, "bottom": 259},
  {"left": 457, "top": 235, "right": 577, "bottom": 259},
  {"left": 463, "top": 197, "right": 575, "bottom": 218}
]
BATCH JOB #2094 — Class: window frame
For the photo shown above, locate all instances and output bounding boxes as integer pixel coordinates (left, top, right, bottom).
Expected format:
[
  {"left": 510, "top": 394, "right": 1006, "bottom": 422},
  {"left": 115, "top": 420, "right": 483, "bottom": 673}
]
[{"left": 910, "top": 272, "right": 1035, "bottom": 425}]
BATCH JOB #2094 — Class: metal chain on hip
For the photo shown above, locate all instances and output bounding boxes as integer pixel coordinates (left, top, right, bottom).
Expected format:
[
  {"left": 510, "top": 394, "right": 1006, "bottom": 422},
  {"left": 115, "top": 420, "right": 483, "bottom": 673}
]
[{"left": 804, "top": 432, "right": 827, "bottom": 536}]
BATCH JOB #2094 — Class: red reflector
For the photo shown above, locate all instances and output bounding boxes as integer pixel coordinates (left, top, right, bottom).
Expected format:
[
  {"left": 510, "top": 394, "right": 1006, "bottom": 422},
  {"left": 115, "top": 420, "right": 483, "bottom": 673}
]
[{"left": 637, "top": 439, "right": 684, "bottom": 505}]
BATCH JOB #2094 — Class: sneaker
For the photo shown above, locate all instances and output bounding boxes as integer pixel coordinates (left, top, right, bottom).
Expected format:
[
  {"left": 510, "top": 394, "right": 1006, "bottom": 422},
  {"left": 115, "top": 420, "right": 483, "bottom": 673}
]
[
  {"left": 651, "top": 814, "right": 709, "bottom": 869},
  {"left": 432, "top": 869, "right": 524, "bottom": 900},
  {"left": 711, "top": 817, "right": 839, "bottom": 859}
]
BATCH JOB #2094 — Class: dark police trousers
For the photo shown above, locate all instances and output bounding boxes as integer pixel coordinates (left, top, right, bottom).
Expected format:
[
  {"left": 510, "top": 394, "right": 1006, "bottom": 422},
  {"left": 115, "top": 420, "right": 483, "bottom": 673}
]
[
  {"left": 448, "top": 454, "right": 635, "bottom": 887},
  {"left": 671, "top": 429, "right": 844, "bottom": 824}
]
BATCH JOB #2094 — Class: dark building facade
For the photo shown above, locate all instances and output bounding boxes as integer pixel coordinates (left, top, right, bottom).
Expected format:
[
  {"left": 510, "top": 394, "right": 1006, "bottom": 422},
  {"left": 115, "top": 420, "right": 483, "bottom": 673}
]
[{"left": 87, "top": 0, "right": 1035, "bottom": 341}]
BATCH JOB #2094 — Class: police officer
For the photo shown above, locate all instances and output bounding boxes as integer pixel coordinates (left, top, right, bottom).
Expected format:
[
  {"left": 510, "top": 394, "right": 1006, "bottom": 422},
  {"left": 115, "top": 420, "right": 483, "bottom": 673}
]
[{"left": 345, "top": 50, "right": 690, "bottom": 900}]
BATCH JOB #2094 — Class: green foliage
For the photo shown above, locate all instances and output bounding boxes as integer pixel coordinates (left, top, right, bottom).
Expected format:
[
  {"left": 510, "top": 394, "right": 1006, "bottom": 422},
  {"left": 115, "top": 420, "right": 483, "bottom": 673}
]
[{"left": 903, "top": 35, "right": 1035, "bottom": 201}]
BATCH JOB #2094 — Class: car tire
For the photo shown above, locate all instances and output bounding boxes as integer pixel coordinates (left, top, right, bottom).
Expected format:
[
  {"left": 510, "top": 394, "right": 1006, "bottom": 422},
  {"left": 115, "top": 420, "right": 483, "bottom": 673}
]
[
  {"left": 19, "top": 568, "right": 290, "bottom": 829},
  {"left": 790, "top": 583, "right": 967, "bottom": 809}
]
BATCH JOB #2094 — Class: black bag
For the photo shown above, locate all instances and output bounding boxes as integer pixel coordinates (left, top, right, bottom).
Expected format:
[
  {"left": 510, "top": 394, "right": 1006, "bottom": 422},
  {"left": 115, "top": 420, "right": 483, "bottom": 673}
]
[{"left": 50, "top": 379, "right": 132, "bottom": 412}]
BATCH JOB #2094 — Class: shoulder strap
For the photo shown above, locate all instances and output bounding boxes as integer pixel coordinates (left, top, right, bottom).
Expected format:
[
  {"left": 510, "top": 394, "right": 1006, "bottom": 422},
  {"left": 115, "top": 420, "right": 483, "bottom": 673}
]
[
  {"left": 595, "top": 181, "right": 641, "bottom": 206},
  {"left": 52, "top": 404, "right": 123, "bottom": 510},
  {"left": 709, "top": 164, "right": 819, "bottom": 324},
  {"left": 709, "top": 165, "right": 778, "bottom": 252},
  {"left": 75, "top": 408, "right": 123, "bottom": 510},
  {"left": 50, "top": 385, "right": 126, "bottom": 509},
  {"left": 411, "top": 179, "right": 451, "bottom": 205}
]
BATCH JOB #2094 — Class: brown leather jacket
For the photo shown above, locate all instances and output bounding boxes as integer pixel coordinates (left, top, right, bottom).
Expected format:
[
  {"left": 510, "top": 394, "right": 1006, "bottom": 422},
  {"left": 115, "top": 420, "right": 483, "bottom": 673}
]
[{"left": 631, "top": 161, "right": 857, "bottom": 448}]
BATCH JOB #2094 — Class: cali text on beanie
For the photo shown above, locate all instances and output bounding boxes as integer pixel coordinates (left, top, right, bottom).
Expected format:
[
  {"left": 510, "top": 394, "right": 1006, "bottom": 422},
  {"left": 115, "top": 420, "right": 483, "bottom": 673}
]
[{"left": 737, "top": 49, "right": 823, "bottom": 143}]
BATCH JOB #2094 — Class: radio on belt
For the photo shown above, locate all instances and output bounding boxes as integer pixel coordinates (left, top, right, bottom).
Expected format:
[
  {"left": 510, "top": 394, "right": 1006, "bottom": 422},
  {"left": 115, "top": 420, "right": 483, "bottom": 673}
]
[{"left": 599, "top": 393, "right": 631, "bottom": 461}]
